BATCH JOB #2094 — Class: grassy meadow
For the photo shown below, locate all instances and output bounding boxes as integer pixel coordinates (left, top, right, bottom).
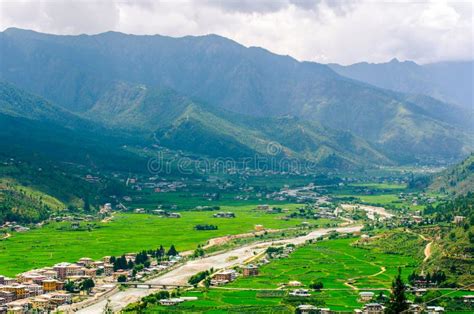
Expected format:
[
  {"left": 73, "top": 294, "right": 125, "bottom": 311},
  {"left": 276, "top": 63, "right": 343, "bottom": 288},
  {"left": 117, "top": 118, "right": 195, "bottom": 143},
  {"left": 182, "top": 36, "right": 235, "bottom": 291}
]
[{"left": 0, "top": 204, "right": 336, "bottom": 276}]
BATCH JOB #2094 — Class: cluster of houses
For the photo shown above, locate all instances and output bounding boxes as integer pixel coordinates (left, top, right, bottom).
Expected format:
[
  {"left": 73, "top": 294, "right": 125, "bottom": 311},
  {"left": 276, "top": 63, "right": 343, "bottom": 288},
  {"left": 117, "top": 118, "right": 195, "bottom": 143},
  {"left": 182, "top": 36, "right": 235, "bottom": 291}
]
[
  {"left": 148, "top": 209, "right": 181, "bottom": 218},
  {"left": 0, "top": 222, "right": 29, "bottom": 233},
  {"left": 125, "top": 176, "right": 187, "bottom": 193},
  {"left": 398, "top": 192, "right": 438, "bottom": 207},
  {"left": 0, "top": 252, "right": 184, "bottom": 313},
  {"left": 295, "top": 291, "right": 452, "bottom": 314},
  {"left": 210, "top": 264, "right": 259, "bottom": 286},
  {"left": 0, "top": 272, "right": 71, "bottom": 313}
]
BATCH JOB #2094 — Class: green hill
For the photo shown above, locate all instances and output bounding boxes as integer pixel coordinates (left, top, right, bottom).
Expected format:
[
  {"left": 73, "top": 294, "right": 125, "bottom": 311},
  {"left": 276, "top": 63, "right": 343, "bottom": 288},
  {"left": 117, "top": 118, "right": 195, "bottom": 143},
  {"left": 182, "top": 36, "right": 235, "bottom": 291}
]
[
  {"left": 84, "top": 82, "right": 391, "bottom": 168},
  {"left": 430, "top": 154, "right": 474, "bottom": 195},
  {"left": 0, "top": 178, "right": 65, "bottom": 223}
]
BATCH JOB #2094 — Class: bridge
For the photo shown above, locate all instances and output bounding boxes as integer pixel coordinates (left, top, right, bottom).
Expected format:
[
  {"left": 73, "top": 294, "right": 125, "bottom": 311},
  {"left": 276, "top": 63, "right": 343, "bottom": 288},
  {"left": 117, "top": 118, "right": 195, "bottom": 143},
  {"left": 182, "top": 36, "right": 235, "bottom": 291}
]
[{"left": 119, "top": 282, "right": 191, "bottom": 289}]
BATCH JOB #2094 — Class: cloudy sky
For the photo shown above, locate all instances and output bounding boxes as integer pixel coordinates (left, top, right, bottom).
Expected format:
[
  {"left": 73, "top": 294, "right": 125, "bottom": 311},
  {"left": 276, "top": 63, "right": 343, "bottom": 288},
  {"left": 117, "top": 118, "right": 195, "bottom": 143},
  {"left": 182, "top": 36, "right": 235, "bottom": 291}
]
[{"left": 0, "top": 0, "right": 472, "bottom": 64}]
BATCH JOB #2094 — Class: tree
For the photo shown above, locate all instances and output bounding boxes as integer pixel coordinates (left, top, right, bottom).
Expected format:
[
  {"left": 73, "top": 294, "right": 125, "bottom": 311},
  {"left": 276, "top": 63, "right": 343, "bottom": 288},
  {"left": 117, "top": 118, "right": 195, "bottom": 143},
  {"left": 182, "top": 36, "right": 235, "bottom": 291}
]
[
  {"left": 80, "top": 278, "right": 95, "bottom": 292},
  {"left": 117, "top": 275, "right": 127, "bottom": 283},
  {"left": 64, "top": 280, "right": 76, "bottom": 293},
  {"left": 386, "top": 268, "right": 408, "bottom": 314},
  {"left": 204, "top": 276, "right": 211, "bottom": 289},
  {"left": 167, "top": 244, "right": 178, "bottom": 256},
  {"left": 156, "top": 245, "right": 165, "bottom": 260},
  {"left": 309, "top": 281, "right": 323, "bottom": 291},
  {"left": 83, "top": 196, "right": 91, "bottom": 212},
  {"left": 193, "top": 245, "right": 205, "bottom": 258}
]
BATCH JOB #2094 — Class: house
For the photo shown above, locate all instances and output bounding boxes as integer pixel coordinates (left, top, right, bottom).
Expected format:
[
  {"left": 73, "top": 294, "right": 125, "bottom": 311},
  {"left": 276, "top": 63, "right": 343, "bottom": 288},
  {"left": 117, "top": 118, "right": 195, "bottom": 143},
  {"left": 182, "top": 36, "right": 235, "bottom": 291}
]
[
  {"left": 0, "top": 284, "right": 29, "bottom": 300},
  {"left": 257, "top": 204, "right": 270, "bottom": 210},
  {"left": 0, "top": 291, "right": 14, "bottom": 303},
  {"left": 84, "top": 268, "right": 97, "bottom": 278},
  {"left": 413, "top": 288, "right": 427, "bottom": 296},
  {"left": 78, "top": 257, "right": 94, "bottom": 267},
  {"left": 289, "top": 289, "right": 311, "bottom": 297},
  {"left": 24, "top": 284, "right": 43, "bottom": 296},
  {"left": 49, "top": 292, "right": 72, "bottom": 305},
  {"left": 212, "top": 270, "right": 237, "bottom": 284},
  {"left": 42, "top": 279, "right": 58, "bottom": 292},
  {"left": 31, "top": 297, "right": 50, "bottom": 311},
  {"left": 213, "top": 212, "right": 235, "bottom": 218},
  {"left": 288, "top": 280, "right": 302, "bottom": 287},
  {"left": 453, "top": 216, "right": 465, "bottom": 224},
  {"left": 242, "top": 264, "right": 259, "bottom": 277},
  {"left": 426, "top": 306, "right": 445, "bottom": 314},
  {"left": 103, "top": 264, "right": 114, "bottom": 276},
  {"left": 159, "top": 298, "right": 184, "bottom": 306},
  {"left": 462, "top": 295, "right": 474, "bottom": 303},
  {"left": 412, "top": 216, "right": 423, "bottom": 223},
  {"left": 297, "top": 304, "right": 318, "bottom": 314},
  {"left": 168, "top": 213, "right": 181, "bottom": 218},
  {"left": 361, "top": 303, "right": 384, "bottom": 314},
  {"left": 65, "top": 264, "right": 84, "bottom": 277},
  {"left": 359, "top": 291, "right": 374, "bottom": 302},
  {"left": 254, "top": 224, "right": 264, "bottom": 231},
  {"left": 53, "top": 263, "right": 71, "bottom": 280},
  {"left": 408, "top": 304, "right": 422, "bottom": 314}
]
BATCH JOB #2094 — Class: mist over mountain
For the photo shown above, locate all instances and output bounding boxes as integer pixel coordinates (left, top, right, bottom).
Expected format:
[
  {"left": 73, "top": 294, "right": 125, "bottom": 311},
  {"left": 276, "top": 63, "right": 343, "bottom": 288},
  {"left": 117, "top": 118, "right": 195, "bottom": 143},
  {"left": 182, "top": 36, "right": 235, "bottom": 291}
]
[
  {"left": 0, "top": 28, "right": 472, "bottom": 165},
  {"left": 329, "top": 58, "right": 473, "bottom": 110}
]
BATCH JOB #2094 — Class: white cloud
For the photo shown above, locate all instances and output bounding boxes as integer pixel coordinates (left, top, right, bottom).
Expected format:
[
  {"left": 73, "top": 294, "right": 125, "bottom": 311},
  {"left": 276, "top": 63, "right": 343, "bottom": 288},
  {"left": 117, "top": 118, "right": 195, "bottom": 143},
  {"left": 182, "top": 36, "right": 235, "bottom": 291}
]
[{"left": 0, "top": 0, "right": 472, "bottom": 64}]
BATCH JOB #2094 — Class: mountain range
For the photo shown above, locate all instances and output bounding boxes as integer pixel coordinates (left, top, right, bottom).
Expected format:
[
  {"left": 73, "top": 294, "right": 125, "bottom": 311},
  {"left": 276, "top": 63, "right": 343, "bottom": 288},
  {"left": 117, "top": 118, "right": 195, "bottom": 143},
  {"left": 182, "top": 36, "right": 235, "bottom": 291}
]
[
  {"left": 0, "top": 28, "right": 472, "bottom": 169},
  {"left": 329, "top": 58, "right": 473, "bottom": 110}
]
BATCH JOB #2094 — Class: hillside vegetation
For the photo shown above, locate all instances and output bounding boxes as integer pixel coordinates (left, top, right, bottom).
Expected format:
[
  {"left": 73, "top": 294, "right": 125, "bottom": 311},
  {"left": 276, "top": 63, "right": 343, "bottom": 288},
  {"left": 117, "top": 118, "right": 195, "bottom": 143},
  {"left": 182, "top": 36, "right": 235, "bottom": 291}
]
[
  {"left": 430, "top": 154, "right": 474, "bottom": 195},
  {"left": 0, "top": 178, "right": 64, "bottom": 223},
  {"left": 0, "top": 28, "right": 472, "bottom": 164}
]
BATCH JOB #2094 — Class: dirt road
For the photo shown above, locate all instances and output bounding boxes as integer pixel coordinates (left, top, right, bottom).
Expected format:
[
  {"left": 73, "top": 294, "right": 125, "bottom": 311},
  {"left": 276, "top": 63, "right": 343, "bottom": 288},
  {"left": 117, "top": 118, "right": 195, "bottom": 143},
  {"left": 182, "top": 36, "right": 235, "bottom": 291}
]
[
  {"left": 75, "top": 225, "right": 362, "bottom": 313},
  {"left": 423, "top": 241, "right": 433, "bottom": 262}
]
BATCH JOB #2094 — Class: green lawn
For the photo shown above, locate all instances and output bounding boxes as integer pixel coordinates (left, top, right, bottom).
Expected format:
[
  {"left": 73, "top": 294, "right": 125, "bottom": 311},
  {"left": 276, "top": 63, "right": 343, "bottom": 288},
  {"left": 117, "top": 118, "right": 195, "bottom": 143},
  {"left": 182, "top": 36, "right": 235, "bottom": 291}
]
[{"left": 0, "top": 204, "right": 335, "bottom": 276}]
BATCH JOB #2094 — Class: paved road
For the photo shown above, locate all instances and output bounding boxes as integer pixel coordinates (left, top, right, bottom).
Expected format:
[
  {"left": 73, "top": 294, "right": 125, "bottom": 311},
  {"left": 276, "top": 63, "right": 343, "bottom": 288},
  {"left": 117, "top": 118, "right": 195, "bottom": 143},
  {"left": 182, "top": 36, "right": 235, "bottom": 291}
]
[{"left": 75, "top": 225, "right": 361, "bottom": 313}]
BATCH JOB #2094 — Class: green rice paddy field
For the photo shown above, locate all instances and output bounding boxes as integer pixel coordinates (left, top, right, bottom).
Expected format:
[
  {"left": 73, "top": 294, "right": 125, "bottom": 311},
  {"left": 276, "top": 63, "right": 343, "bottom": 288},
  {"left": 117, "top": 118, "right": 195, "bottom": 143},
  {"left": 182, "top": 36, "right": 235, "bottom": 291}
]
[
  {"left": 145, "top": 238, "right": 418, "bottom": 312},
  {"left": 228, "top": 238, "right": 419, "bottom": 290},
  {"left": 0, "top": 204, "right": 335, "bottom": 276}
]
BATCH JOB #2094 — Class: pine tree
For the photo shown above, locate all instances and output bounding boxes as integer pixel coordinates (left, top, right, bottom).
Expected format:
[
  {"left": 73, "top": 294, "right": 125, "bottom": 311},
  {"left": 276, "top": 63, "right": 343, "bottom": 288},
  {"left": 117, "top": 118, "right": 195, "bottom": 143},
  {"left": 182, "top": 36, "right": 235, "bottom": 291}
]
[
  {"left": 386, "top": 268, "right": 408, "bottom": 314},
  {"left": 167, "top": 244, "right": 178, "bottom": 256}
]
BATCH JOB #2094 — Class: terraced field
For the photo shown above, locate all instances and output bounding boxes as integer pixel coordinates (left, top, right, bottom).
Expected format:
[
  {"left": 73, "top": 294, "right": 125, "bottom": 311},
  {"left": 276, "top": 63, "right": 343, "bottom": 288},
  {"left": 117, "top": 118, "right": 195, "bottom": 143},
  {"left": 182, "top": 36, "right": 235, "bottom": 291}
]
[{"left": 229, "top": 238, "right": 419, "bottom": 290}]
